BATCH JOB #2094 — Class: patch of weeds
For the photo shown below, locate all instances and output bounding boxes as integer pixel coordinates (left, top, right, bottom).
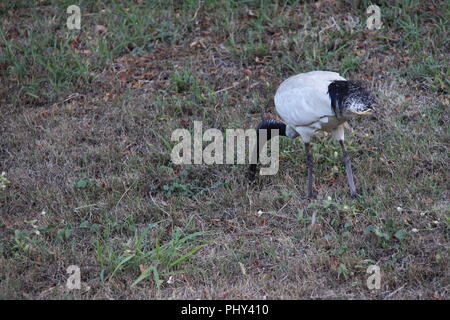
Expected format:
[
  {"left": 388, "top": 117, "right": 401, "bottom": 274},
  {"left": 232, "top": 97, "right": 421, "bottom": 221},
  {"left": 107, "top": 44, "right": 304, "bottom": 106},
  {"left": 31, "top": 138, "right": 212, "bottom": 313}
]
[
  {"left": 75, "top": 177, "right": 96, "bottom": 189},
  {"left": 364, "top": 217, "right": 409, "bottom": 249},
  {"left": 162, "top": 177, "right": 226, "bottom": 200},
  {"left": 167, "top": 94, "right": 207, "bottom": 117},
  {"left": 107, "top": 1, "right": 181, "bottom": 55},
  {"left": 277, "top": 190, "right": 292, "bottom": 202},
  {"left": 308, "top": 197, "right": 360, "bottom": 220},
  {"left": 79, "top": 220, "right": 101, "bottom": 233},
  {"left": 11, "top": 229, "right": 43, "bottom": 257},
  {"left": 332, "top": 246, "right": 348, "bottom": 257},
  {"left": 0, "top": 30, "right": 93, "bottom": 104},
  {"left": 161, "top": 166, "right": 228, "bottom": 199},
  {"left": 339, "top": 54, "right": 362, "bottom": 76},
  {"left": 162, "top": 180, "right": 193, "bottom": 197},
  {"left": 240, "top": 40, "right": 270, "bottom": 66},
  {"left": 336, "top": 262, "right": 350, "bottom": 279},
  {"left": 170, "top": 68, "right": 198, "bottom": 93},
  {"left": 161, "top": 69, "right": 214, "bottom": 116},
  {"left": 296, "top": 208, "right": 312, "bottom": 226},
  {"left": 311, "top": 137, "right": 342, "bottom": 170},
  {"left": 95, "top": 220, "right": 209, "bottom": 289},
  {"left": 364, "top": 225, "right": 390, "bottom": 242},
  {"left": 56, "top": 225, "right": 72, "bottom": 243},
  {"left": 407, "top": 55, "right": 449, "bottom": 93}
]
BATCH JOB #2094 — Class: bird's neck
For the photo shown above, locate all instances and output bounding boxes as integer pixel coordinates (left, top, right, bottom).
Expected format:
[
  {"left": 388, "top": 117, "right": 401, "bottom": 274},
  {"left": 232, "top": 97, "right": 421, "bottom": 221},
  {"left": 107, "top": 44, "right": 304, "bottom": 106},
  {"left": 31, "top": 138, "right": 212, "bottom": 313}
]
[{"left": 256, "top": 119, "right": 287, "bottom": 137}]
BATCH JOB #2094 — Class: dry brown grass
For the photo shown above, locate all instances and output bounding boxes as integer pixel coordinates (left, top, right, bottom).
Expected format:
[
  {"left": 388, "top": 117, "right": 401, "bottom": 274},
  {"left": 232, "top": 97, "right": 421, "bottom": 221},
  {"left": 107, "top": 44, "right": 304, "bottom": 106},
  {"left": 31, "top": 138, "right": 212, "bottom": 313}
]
[{"left": 0, "top": 0, "right": 449, "bottom": 299}]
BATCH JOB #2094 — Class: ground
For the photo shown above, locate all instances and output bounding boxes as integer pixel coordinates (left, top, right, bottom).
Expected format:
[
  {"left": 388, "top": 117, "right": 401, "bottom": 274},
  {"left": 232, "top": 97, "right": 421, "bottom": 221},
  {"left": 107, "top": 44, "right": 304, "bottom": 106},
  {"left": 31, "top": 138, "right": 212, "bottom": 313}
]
[{"left": 0, "top": 0, "right": 449, "bottom": 299}]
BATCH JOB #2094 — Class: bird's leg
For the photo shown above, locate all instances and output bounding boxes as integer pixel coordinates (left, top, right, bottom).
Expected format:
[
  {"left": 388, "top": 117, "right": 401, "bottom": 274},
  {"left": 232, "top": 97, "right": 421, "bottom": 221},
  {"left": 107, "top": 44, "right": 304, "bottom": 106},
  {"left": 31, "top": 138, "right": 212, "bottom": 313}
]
[
  {"left": 305, "top": 143, "right": 316, "bottom": 199},
  {"left": 339, "top": 140, "right": 357, "bottom": 199}
]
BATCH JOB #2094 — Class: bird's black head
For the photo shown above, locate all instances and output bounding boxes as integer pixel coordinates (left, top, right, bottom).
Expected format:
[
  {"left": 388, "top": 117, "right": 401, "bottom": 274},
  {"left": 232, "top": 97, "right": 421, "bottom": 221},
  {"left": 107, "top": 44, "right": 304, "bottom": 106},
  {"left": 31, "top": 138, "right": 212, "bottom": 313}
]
[{"left": 328, "top": 80, "right": 375, "bottom": 117}]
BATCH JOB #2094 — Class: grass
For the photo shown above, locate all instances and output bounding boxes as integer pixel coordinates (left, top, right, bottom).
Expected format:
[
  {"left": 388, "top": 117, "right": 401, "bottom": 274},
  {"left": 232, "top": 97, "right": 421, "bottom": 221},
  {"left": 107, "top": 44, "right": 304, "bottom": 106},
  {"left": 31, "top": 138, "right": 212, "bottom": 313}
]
[
  {"left": 0, "top": 0, "right": 449, "bottom": 299},
  {"left": 95, "top": 219, "right": 207, "bottom": 289}
]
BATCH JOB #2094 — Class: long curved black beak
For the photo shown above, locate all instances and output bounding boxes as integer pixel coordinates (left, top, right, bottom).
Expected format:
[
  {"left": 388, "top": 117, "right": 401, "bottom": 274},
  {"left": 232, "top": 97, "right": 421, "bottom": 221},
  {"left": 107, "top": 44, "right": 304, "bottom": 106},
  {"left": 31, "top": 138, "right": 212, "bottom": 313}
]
[{"left": 249, "top": 119, "right": 286, "bottom": 178}]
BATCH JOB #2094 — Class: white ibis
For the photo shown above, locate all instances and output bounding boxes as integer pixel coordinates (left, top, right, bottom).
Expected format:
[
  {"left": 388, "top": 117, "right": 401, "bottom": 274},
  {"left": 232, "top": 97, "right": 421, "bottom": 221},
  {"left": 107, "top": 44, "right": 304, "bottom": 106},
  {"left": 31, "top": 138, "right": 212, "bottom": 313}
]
[{"left": 250, "top": 70, "right": 374, "bottom": 199}]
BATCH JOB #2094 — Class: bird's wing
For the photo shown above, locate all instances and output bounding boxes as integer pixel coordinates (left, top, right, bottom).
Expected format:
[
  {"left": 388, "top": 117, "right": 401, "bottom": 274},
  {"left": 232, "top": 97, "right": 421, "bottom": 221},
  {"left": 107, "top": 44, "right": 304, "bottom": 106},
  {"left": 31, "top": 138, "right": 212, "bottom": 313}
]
[
  {"left": 278, "top": 71, "right": 345, "bottom": 90},
  {"left": 274, "top": 71, "right": 346, "bottom": 127}
]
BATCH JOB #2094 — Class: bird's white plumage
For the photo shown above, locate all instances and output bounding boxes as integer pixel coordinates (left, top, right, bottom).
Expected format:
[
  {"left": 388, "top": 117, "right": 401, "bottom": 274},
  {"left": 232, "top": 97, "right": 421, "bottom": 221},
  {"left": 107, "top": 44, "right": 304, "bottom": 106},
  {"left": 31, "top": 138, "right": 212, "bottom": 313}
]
[{"left": 274, "top": 71, "right": 347, "bottom": 143}]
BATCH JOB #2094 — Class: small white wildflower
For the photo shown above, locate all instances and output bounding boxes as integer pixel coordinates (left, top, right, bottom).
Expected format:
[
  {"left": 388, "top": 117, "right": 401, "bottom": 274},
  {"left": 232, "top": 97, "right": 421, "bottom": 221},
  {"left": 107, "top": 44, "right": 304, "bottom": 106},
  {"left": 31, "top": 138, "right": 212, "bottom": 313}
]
[
  {"left": 1, "top": 171, "right": 5, "bottom": 176},
  {"left": 257, "top": 210, "right": 264, "bottom": 217},
  {"left": 433, "top": 220, "right": 439, "bottom": 225},
  {"left": 343, "top": 205, "right": 350, "bottom": 210},
  {"left": 327, "top": 196, "right": 332, "bottom": 201},
  {"left": 420, "top": 212, "right": 426, "bottom": 216},
  {"left": 34, "top": 230, "right": 41, "bottom": 235},
  {"left": 41, "top": 210, "right": 47, "bottom": 216},
  {"left": 126, "top": 238, "right": 134, "bottom": 248},
  {"left": 333, "top": 151, "right": 338, "bottom": 158},
  {"left": 166, "top": 276, "right": 174, "bottom": 284},
  {"left": 396, "top": 207, "right": 403, "bottom": 212},
  {"left": 238, "top": 262, "right": 247, "bottom": 276},
  {"left": 411, "top": 228, "right": 419, "bottom": 233}
]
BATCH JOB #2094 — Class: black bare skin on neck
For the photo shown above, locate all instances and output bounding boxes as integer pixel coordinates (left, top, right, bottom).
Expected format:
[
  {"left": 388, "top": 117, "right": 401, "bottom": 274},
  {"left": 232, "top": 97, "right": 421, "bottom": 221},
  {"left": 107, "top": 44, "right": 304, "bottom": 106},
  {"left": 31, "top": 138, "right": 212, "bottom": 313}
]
[
  {"left": 327, "top": 80, "right": 371, "bottom": 117},
  {"left": 256, "top": 119, "right": 286, "bottom": 138},
  {"left": 249, "top": 119, "right": 286, "bottom": 175}
]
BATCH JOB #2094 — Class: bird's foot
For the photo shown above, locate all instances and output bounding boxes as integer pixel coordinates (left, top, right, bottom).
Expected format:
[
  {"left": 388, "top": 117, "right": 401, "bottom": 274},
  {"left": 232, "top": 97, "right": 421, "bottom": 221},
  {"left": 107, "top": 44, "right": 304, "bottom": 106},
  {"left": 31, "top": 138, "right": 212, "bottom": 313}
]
[
  {"left": 350, "top": 192, "right": 359, "bottom": 200},
  {"left": 307, "top": 191, "right": 318, "bottom": 200}
]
